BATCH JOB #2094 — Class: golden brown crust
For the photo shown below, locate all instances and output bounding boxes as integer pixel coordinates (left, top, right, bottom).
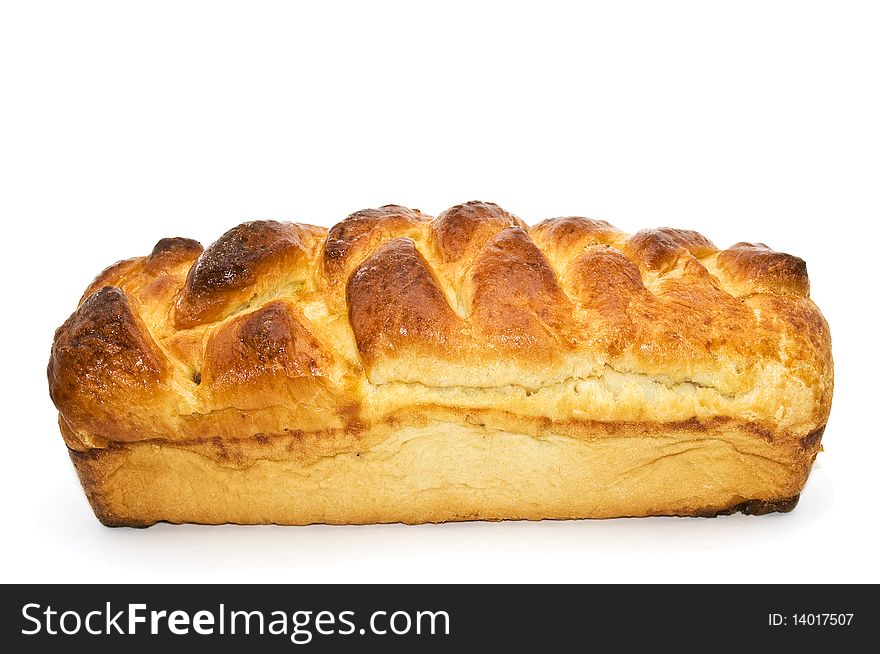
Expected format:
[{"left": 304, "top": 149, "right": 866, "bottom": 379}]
[
  {"left": 175, "top": 220, "right": 325, "bottom": 329},
  {"left": 531, "top": 216, "right": 620, "bottom": 250},
  {"left": 322, "top": 205, "right": 428, "bottom": 310},
  {"left": 48, "top": 287, "right": 175, "bottom": 446},
  {"left": 147, "top": 237, "right": 204, "bottom": 275},
  {"left": 201, "top": 299, "right": 346, "bottom": 427},
  {"left": 348, "top": 238, "right": 465, "bottom": 375},
  {"left": 625, "top": 227, "right": 718, "bottom": 272},
  {"left": 716, "top": 242, "right": 810, "bottom": 297},
  {"left": 469, "top": 226, "right": 576, "bottom": 352},
  {"left": 48, "top": 201, "right": 834, "bottom": 525},
  {"left": 431, "top": 201, "right": 527, "bottom": 264}
]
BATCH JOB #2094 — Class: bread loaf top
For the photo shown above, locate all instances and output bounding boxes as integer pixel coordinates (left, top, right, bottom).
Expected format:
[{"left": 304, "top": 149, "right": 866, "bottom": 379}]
[{"left": 48, "top": 201, "right": 833, "bottom": 455}]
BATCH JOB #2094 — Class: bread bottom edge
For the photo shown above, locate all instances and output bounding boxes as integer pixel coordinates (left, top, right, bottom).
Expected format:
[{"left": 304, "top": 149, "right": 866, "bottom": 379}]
[{"left": 90, "top": 495, "right": 803, "bottom": 528}]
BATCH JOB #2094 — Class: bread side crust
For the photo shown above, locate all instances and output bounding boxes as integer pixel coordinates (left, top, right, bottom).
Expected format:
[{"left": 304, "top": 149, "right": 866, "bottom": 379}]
[{"left": 69, "top": 421, "right": 822, "bottom": 526}]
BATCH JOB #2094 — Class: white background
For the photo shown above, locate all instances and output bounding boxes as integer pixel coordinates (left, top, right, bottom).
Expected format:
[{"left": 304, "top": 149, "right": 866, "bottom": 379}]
[{"left": 1, "top": 1, "right": 878, "bottom": 583}]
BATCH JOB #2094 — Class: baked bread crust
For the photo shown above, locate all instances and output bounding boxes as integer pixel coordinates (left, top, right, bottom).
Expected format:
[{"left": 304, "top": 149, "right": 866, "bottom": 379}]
[{"left": 48, "top": 202, "right": 833, "bottom": 526}]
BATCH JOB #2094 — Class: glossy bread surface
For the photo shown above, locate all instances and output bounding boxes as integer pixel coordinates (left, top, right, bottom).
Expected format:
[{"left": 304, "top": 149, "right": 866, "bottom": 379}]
[{"left": 48, "top": 202, "right": 833, "bottom": 525}]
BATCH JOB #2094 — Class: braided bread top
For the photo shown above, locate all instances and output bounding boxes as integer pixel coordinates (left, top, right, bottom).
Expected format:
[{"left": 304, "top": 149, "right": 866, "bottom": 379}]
[{"left": 48, "top": 201, "right": 832, "bottom": 455}]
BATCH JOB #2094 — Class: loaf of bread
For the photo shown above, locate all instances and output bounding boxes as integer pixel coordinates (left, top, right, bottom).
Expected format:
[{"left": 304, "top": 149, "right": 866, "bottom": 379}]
[{"left": 48, "top": 202, "right": 833, "bottom": 526}]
